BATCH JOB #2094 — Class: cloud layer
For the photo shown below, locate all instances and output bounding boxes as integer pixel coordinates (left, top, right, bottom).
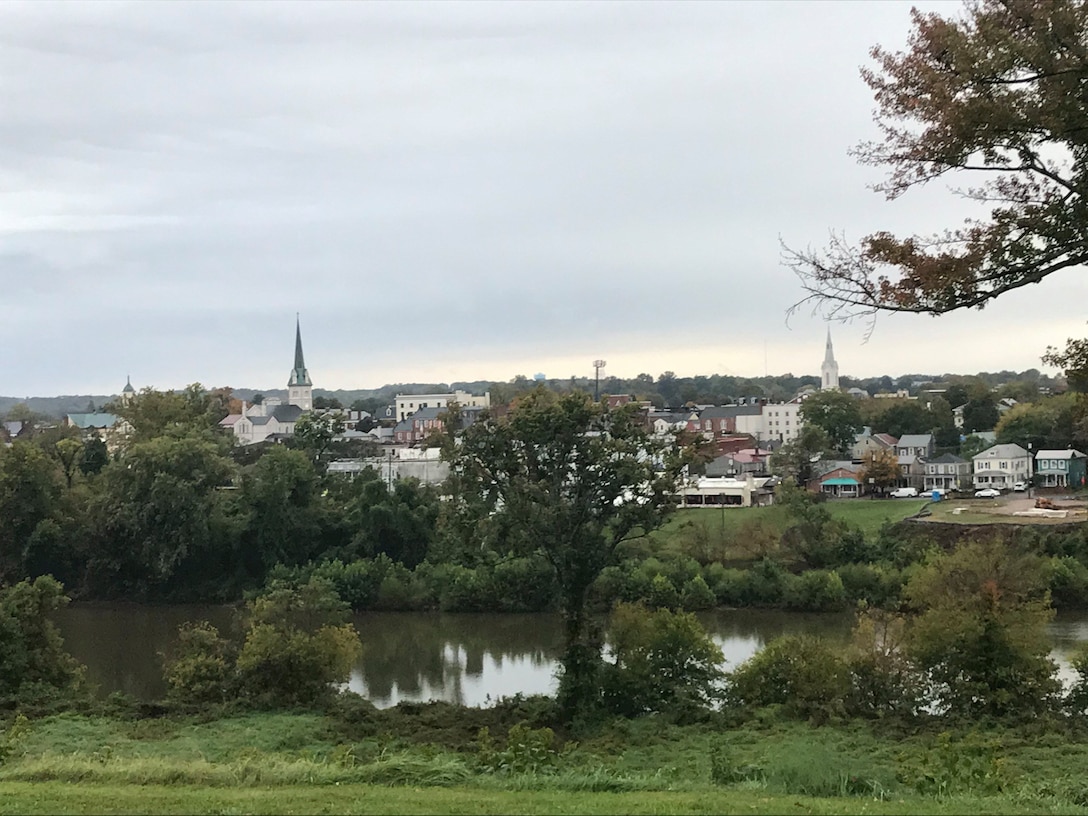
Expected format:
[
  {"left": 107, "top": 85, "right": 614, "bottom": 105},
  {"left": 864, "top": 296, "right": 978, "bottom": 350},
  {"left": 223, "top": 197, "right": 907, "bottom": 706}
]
[{"left": 1, "top": 1, "right": 1080, "bottom": 396}]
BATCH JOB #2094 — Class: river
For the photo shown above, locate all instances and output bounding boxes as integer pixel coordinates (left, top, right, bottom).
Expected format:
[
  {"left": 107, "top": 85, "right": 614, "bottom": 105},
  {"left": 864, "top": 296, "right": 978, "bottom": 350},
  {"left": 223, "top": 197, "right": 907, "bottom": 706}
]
[{"left": 52, "top": 605, "right": 1088, "bottom": 707}]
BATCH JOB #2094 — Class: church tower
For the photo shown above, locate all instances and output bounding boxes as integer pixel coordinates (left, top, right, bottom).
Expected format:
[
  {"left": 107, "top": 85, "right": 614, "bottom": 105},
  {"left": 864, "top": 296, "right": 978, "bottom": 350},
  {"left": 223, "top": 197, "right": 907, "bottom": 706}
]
[
  {"left": 821, "top": 328, "right": 840, "bottom": 391},
  {"left": 287, "top": 316, "right": 313, "bottom": 411},
  {"left": 121, "top": 375, "right": 135, "bottom": 405}
]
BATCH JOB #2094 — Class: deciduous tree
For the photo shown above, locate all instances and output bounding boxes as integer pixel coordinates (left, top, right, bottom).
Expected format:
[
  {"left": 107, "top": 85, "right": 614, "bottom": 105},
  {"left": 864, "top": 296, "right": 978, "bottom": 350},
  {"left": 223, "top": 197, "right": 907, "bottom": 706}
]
[
  {"left": 442, "top": 387, "right": 682, "bottom": 720},
  {"left": 785, "top": 0, "right": 1088, "bottom": 318},
  {"left": 798, "top": 390, "right": 863, "bottom": 455},
  {"left": 904, "top": 537, "right": 1060, "bottom": 719},
  {"left": 859, "top": 448, "right": 900, "bottom": 495}
]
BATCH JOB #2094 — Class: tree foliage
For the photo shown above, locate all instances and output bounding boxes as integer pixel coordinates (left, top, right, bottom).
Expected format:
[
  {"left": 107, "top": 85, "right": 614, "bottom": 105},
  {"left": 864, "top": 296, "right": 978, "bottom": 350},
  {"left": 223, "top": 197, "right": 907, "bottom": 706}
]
[
  {"left": 798, "top": 390, "right": 863, "bottom": 455},
  {"left": 770, "top": 425, "right": 834, "bottom": 486},
  {"left": 859, "top": 448, "right": 900, "bottom": 494},
  {"left": 903, "top": 537, "right": 1060, "bottom": 720},
  {"left": 786, "top": 0, "right": 1088, "bottom": 318},
  {"left": 442, "top": 387, "right": 682, "bottom": 719},
  {"left": 0, "top": 577, "right": 86, "bottom": 710},
  {"left": 87, "top": 434, "right": 237, "bottom": 597},
  {"left": 601, "top": 602, "right": 724, "bottom": 718}
]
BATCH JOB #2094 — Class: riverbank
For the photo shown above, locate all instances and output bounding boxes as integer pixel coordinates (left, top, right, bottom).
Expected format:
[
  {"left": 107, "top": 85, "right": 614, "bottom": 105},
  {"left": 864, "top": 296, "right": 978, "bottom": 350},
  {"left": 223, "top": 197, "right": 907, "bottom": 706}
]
[{"left": 3, "top": 707, "right": 1088, "bottom": 814}]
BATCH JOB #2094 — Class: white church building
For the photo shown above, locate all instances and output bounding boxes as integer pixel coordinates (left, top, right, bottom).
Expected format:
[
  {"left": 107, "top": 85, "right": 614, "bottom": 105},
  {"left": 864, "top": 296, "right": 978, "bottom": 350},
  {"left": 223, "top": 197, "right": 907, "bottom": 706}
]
[{"left": 221, "top": 318, "right": 314, "bottom": 445}]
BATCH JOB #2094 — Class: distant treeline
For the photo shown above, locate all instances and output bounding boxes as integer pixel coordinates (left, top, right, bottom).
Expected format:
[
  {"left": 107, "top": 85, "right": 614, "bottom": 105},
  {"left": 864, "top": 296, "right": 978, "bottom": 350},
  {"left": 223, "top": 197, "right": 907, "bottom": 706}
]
[{"left": 2, "top": 367, "right": 1059, "bottom": 420}]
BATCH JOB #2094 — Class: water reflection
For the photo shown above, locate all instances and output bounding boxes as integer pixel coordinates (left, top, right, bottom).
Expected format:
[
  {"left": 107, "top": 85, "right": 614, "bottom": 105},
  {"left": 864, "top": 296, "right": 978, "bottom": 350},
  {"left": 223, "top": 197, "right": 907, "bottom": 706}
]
[
  {"left": 350, "top": 613, "right": 562, "bottom": 707},
  {"left": 51, "top": 605, "right": 1088, "bottom": 707}
]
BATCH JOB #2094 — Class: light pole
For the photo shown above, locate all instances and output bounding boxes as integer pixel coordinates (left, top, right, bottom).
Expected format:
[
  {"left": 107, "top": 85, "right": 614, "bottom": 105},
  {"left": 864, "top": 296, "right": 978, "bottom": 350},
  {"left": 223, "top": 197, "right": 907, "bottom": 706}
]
[{"left": 593, "top": 359, "right": 607, "bottom": 402}]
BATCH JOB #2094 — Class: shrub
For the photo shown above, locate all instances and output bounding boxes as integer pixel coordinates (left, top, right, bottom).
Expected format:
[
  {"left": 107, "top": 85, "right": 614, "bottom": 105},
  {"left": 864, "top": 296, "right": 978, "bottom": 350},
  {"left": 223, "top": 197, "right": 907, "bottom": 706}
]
[
  {"left": 727, "top": 634, "right": 848, "bottom": 721},
  {"left": 904, "top": 539, "right": 1061, "bottom": 720},
  {"left": 845, "top": 607, "right": 925, "bottom": 720},
  {"left": 1045, "top": 555, "right": 1088, "bottom": 609},
  {"left": 705, "top": 565, "right": 749, "bottom": 606},
  {"left": 601, "top": 602, "right": 724, "bottom": 718},
  {"left": 837, "top": 562, "right": 903, "bottom": 607},
  {"left": 474, "top": 723, "right": 569, "bottom": 774},
  {"left": 680, "top": 575, "right": 716, "bottom": 611},
  {"left": 0, "top": 577, "right": 87, "bottom": 711},
  {"left": 163, "top": 621, "right": 232, "bottom": 706},
  {"left": 234, "top": 578, "right": 362, "bottom": 708},
  {"left": 646, "top": 574, "right": 679, "bottom": 610},
  {"left": 743, "top": 558, "right": 787, "bottom": 606},
  {"left": 782, "top": 570, "right": 847, "bottom": 612}
]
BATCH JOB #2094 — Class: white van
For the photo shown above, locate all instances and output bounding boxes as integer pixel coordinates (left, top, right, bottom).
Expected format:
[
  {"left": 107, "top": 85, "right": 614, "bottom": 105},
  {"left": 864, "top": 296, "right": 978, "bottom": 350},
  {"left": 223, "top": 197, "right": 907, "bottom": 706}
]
[{"left": 889, "top": 487, "right": 919, "bottom": 498}]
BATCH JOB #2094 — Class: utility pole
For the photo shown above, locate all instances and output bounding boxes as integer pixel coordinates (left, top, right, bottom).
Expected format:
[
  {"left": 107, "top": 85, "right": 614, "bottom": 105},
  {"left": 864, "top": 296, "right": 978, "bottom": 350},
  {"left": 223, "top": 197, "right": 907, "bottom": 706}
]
[{"left": 593, "top": 359, "right": 606, "bottom": 402}]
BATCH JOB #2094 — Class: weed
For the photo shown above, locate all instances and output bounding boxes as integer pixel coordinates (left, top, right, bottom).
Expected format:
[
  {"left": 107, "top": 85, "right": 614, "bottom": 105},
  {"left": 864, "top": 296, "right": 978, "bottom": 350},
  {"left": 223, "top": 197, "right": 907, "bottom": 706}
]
[{"left": 897, "top": 731, "right": 1009, "bottom": 798}]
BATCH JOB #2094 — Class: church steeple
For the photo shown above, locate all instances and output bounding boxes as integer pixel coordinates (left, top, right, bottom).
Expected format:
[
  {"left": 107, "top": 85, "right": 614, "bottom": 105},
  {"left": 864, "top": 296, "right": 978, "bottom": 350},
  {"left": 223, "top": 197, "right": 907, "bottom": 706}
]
[
  {"left": 821, "top": 328, "right": 840, "bottom": 391},
  {"left": 287, "top": 315, "right": 313, "bottom": 410}
]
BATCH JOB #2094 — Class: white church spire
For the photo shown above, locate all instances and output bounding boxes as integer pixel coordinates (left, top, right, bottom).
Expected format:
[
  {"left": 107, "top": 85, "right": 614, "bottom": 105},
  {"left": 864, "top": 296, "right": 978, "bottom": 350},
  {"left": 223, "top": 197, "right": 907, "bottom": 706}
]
[{"left": 821, "top": 328, "right": 840, "bottom": 391}]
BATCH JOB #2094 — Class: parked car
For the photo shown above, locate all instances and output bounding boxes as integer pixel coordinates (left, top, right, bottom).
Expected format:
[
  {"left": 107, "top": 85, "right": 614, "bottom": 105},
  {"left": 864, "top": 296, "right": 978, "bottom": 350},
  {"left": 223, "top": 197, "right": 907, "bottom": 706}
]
[
  {"left": 1013, "top": 481, "right": 1028, "bottom": 492},
  {"left": 924, "top": 487, "right": 947, "bottom": 498},
  {"left": 889, "top": 487, "right": 919, "bottom": 498},
  {"left": 974, "top": 487, "right": 1001, "bottom": 498}
]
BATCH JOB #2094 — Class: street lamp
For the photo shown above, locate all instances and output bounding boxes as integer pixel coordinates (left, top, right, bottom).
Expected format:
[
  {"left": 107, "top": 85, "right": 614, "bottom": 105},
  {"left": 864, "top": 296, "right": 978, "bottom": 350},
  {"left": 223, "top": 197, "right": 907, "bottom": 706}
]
[{"left": 593, "top": 359, "right": 607, "bottom": 402}]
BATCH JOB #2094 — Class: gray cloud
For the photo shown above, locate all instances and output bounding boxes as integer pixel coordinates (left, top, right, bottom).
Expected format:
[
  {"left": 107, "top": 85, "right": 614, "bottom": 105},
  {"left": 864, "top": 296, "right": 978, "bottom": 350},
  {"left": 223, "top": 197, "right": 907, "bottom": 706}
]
[{"left": 0, "top": 1, "right": 1078, "bottom": 396}]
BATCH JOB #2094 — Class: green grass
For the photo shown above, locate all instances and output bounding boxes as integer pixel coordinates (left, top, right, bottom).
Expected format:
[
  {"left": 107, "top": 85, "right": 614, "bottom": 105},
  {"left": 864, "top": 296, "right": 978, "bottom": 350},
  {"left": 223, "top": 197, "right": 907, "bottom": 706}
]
[
  {"left": 647, "top": 499, "right": 928, "bottom": 564},
  {"left": 6, "top": 710, "right": 1088, "bottom": 814},
  {"left": 657, "top": 499, "right": 926, "bottom": 540},
  {"left": 1, "top": 781, "right": 1079, "bottom": 815}
]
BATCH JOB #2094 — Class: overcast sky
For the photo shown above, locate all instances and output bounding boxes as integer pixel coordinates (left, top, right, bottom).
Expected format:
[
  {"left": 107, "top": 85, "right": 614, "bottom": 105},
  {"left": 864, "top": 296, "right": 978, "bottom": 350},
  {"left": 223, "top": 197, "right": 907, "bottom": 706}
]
[{"left": 2, "top": 0, "right": 1083, "bottom": 397}]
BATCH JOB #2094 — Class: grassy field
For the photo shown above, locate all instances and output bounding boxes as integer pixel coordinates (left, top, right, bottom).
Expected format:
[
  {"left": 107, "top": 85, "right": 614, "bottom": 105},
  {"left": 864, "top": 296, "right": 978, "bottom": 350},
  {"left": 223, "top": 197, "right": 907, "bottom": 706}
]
[
  {"left": 658, "top": 498, "right": 927, "bottom": 540},
  {"left": 1, "top": 781, "right": 1076, "bottom": 815},
  {"left": 4, "top": 709, "right": 1088, "bottom": 815},
  {"left": 646, "top": 498, "right": 929, "bottom": 563}
]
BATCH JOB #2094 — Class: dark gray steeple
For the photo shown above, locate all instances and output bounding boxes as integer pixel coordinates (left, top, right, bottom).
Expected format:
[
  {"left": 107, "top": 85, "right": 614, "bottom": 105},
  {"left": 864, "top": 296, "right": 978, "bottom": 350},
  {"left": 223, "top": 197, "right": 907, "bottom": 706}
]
[{"left": 288, "top": 315, "right": 311, "bottom": 387}]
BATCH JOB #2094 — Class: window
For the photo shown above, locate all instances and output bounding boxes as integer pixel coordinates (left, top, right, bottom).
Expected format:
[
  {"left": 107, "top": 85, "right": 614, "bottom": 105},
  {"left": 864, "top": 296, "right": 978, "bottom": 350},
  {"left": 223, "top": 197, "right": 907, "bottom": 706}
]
[{"left": 1060, "top": 460, "right": 1067, "bottom": 470}]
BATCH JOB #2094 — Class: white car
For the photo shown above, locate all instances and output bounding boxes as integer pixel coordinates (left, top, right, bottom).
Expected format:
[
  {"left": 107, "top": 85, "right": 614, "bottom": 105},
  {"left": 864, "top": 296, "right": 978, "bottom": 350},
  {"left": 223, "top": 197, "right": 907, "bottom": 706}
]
[
  {"left": 889, "top": 487, "right": 919, "bottom": 498},
  {"left": 974, "top": 487, "right": 1001, "bottom": 498},
  {"left": 1013, "top": 481, "right": 1028, "bottom": 492}
]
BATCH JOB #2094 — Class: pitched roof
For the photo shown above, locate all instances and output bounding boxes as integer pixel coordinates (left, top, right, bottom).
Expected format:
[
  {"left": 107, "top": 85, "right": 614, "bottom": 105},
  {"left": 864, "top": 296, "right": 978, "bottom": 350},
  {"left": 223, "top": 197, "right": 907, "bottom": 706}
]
[
  {"left": 975, "top": 443, "right": 1030, "bottom": 460},
  {"left": 929, "top": 452, "right": 967, "bottom": 464},
  {"left": 66, "top": 413, "right": 118, "bottom": 429},
  {"left": 1035, "top": 449, "right": 1087, "bottom": 459},
  {"left": 897, "top": 434, "right": 933, "bottom": 448}
]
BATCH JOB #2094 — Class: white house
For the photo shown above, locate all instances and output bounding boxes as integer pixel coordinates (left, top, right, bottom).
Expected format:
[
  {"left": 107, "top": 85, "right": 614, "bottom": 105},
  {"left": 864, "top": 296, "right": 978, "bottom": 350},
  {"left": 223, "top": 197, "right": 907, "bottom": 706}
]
[
  {"left": 973, "top": 443, "right": 1032, "bottom": 490},
  {"left": 395, "top": 390, "right": 490, "bottom": 422}
]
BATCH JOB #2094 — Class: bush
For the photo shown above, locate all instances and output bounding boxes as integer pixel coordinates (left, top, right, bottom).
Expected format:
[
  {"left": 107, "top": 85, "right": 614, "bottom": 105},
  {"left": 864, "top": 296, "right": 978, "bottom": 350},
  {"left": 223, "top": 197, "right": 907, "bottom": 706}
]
[
  {"left": 1045, "top": 556, "right": 1088, "bottom": 609},
  {"left": 680, "top": 575, "right": 716, "bottom": 611},
  {"left": 646, "top": 574, "right": 679, "bottom": 610},
  {"left": 845, "top": 607, "right": 925, "bottom": 720},
  {"left": 837, "top": 563, "right": 903, "bottom": 607},
  {"left": 163, "top": 621, "right": 232, "bottom": 706},
  {"left": 600, "top": 602, "right": 724, "bottom": 718},
  {"left": 727, "top": 634, "right": 848, "bottom": 721},
  {"left": 782, "top": 570, "right": 847, "bottom": 612},
  {"left": 168, "top": 577, "right": 365, "bottom": 712},
  {"left": 474, "top": 723, "right": 570, "bottom": 774},
  {"left": 743, "top": 558, "right": 788, "bottom": 606},
  {"left": 0, "top": 577, "right": 87, "bottom": 711},
  {"left": 704, "top": 565, "right": 749, "bottom": 607}
]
